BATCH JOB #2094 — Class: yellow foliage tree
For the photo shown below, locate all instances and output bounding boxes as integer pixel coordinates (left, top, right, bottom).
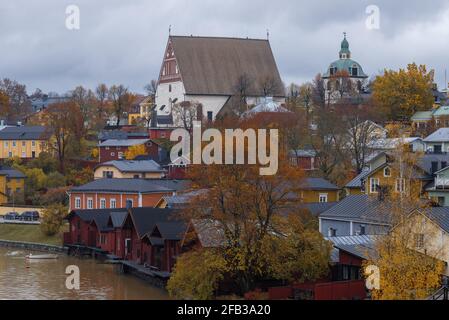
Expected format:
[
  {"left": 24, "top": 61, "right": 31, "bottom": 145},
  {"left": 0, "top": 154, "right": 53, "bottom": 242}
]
[
  {"left": 125, "top": 144, "right": 147, "bottom": 160},
  {"left": 372, "top": 63, "right": 434, "bottom": 121}
]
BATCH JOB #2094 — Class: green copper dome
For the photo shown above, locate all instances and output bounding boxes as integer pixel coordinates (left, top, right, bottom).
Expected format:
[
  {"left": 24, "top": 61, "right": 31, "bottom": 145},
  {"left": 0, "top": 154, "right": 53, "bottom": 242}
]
[{"left": 323, "top": 33, "right": 368, "bottom": 79}]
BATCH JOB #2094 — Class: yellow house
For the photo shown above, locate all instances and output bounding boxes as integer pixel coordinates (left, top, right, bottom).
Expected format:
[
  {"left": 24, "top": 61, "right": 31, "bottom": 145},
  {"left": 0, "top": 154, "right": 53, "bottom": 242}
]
[
  {"left": 299, "top": 177, "right": 340, "bottom": 203},
  {"left": 396, "top": 207, "right": 449, "bottom": 276},
  {"left": 94, "top": 160, "right": 166, "bottom": 179},
  {"left": 0, "top": 126, "right": 49, "bottom": 159},
  {"left": 128, "top": 96, "right": 153, "bottom": 125},
  {"left": 0, "top": 166, "right": 26, "bottom": 204},
  {"left": 362, "top": 153, "right": 428, "bottom": 199}
]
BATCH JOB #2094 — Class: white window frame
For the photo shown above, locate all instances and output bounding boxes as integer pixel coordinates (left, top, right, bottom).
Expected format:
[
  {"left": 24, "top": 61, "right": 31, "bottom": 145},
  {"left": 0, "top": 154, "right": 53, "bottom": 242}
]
[
  {"left": 370, "top": 178, "right": 379, "bottom": 194},
  {"left": 319, "top": 193, "right": 328, "bottom": 203},
  {"left": 87, "top": 198, "right": 94, "bottom": 209},
  {"left": 395, "top": 178, "right": 405, "bottom": 193},
  {"left": 383, "top": 167, "right": 391, "bottom": 177},
  {"left": 74, "top": 197, "right": 81, "bottom": 209},
  {"left": 110, "top": 198, "right": 117, "bottom": 209},
  {"left": 100, "top": 198, "right": 106, "bottom": 209}
]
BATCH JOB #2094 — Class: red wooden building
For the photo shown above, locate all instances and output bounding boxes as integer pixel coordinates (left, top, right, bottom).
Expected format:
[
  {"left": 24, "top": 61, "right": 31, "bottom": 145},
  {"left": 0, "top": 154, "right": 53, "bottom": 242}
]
[{"left": 98, "top": 139, "right": 161, "bottom": 163}]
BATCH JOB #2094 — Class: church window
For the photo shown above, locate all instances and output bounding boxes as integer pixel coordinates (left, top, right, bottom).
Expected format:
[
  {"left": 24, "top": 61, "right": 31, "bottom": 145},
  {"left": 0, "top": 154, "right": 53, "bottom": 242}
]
[
  {"left": 352, "top": 66, "right": 358, "bottom": 76},
  {"left": 169, "top": 84, "right": 172, "bottom": 92}
]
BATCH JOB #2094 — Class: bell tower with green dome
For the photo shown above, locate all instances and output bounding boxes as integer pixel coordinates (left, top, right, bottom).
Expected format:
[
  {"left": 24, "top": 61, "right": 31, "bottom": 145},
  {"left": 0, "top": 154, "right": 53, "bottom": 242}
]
[
  {"left": 339, "top": 32, "right": 351, "bottom": 59},
  {"left": 322, "top": 32, "right": 369, "bottom": 103}
]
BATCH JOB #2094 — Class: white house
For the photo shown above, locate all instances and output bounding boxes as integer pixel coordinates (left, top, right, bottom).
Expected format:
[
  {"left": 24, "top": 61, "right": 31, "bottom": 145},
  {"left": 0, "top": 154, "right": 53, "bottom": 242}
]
[{"left": 154, "top": 35, "right": 285, "bottom": 126}]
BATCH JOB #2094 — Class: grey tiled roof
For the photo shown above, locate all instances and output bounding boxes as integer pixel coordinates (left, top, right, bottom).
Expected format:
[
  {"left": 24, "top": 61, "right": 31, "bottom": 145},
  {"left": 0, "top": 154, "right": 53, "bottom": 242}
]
[
  {"left": 418, "top": 153, "right": 449, "bottom": 175},
  {"left": 109, "top": 211, "right": 128, "bottom": 228},
  {"left": 130, "top": 207, "right": 179, "bottom": 238},
  {"left": 300, "top": 177, "right": 339, "bottom": 190},
  {"left": 0, "top": 167, "right": 26, "bottom": 179},
  {"left": 0, "top": 126, "right": 47, "bottom": 140},
  {"left": 298, "top": 202, "right": 338, "bottom": 216},
  {"left": 152, "top": 221, "right": 187, "bottom": 240},
  {"left": 319, "top": 195, "right": 392, "bottom": 224},
  {"left": 345, "top": 168, "right": 370, "bottom": 188},
  {"left": 99, "top": 160, "right": 166, "bottom": 173},
  {"left": 69, "top": 178, "right": 180, "bottom": 193}
]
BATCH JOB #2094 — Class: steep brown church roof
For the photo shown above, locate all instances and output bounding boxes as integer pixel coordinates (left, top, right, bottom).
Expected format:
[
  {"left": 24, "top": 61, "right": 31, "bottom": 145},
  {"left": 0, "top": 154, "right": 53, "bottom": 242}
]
[{"left": 170, "top": 36, "right": 285, "bottom": 97}]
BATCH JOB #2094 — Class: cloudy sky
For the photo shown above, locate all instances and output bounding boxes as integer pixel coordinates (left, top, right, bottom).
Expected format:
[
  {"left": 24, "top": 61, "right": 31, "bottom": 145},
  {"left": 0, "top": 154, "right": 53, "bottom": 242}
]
[{"left": 1, "top": 0, "right": 449, "bottom": 94}]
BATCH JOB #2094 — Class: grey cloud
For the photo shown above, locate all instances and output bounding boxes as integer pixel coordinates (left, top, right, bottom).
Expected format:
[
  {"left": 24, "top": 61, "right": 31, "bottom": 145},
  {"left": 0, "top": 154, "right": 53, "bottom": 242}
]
[{"left": 1, "top": 0, "right": 449, "bottom": 94}]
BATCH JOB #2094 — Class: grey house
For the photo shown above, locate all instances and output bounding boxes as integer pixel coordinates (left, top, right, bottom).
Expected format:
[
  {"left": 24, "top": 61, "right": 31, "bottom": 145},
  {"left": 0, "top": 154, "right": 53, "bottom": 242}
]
[{"left": 319, "top": 195, "right": 391, "bottom": 237}]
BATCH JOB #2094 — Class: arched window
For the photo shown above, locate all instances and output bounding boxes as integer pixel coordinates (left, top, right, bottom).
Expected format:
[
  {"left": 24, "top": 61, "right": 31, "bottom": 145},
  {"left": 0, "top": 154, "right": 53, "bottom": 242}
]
[
  {"left": 384, "top": 167, "right": 391, "bottom": 177},
  {"left": 352, "top": 65, "right": 358, "bottom": 76}
]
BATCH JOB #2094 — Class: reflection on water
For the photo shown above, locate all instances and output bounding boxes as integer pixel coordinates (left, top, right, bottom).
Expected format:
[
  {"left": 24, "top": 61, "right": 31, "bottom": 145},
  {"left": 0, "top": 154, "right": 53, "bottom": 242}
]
[{"left": 0, "top": 247, "right": 168, "bottom": 300}]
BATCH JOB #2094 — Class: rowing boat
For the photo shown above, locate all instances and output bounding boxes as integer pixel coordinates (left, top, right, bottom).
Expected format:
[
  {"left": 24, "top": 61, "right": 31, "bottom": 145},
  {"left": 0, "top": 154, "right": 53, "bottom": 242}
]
[{"left": 25, "top": 253, "right": 59, "bottom": 260}]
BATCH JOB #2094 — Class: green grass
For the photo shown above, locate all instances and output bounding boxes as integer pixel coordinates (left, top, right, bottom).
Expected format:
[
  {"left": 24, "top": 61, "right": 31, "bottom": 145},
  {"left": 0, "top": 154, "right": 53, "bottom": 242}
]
[{"left": 0, "top": 223, "right": 67, "bottom": 246}]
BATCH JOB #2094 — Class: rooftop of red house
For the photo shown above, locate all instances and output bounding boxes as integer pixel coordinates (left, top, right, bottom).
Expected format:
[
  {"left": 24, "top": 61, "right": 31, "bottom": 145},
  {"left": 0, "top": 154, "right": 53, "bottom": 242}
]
[
  {"left": 98, "top": 139, "right": 152, "bottom": 147},
  {"left": 68, "top": 178, "right": 191, "bottom": 194}
]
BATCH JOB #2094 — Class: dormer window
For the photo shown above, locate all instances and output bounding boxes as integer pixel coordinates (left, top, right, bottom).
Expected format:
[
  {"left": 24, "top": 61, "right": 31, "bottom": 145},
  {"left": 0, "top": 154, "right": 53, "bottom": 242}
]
[{"left": 352, "top": 66, "right": 358, "bottom": 76}]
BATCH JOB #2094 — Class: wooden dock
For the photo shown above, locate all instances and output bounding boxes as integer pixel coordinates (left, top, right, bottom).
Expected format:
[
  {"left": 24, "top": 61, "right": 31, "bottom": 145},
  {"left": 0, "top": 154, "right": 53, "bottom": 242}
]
[{"left": 118, "top": 260, "right": 170, "bottom": 288}]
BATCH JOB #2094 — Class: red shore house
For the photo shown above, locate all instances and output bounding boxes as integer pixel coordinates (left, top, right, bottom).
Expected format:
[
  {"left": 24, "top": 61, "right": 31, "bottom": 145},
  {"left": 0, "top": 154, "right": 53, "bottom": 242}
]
[
  {"left": 64, "top": 207, "right": 186, "bottom": 273},
  {"left": 289, "top": 149, "right": 318, "bottom": 171}
]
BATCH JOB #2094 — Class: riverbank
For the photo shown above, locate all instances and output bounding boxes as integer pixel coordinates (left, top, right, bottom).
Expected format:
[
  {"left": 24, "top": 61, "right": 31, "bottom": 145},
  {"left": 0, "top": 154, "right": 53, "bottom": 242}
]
[{"left": 0, "top": 223, "right": 64, "bottom": 246}]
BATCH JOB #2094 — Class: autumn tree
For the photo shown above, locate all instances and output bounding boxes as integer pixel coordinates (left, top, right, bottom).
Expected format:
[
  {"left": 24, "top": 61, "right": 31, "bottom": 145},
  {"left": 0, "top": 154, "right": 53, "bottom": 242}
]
[
  {"left": 93, "top": 83, "right": 109, "bottom": 129},
  {"left": 365, "top": 147, "right": 444, "bottom": 300},
  {"left": 144, "top": 80, "right": 158, "bottom": 99},
  {"left": 109, "top": 85, "right": 134, "bottom": 128},
  {"left": 125, "top": 144, "right": 147, "bottom": 160},
  {"left": 372, "top": 63, "right": 434, "bottom": 121},
  {"left": 172, "top": 101, "right": 201, "bottom": 131},
  {"left": 43, "top": 101, "right": 84, "bottom": 172},
  {"left": 0, "top": 78, "right": 30, "bottom": 120},
  {"left": 169, "top": 119, "right": 331, "bottom": 298},
  {"left": 40, "top": 204, "right": 68, "bottom": 236},
  {"left": 0, "top": 90, "right": 10, "bottom": 118}
]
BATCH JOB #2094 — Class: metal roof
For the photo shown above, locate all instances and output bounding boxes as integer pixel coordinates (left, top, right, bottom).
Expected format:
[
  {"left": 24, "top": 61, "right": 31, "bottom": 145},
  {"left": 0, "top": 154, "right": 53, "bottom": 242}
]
[
  {"left": 69, "top": 178, "right": 179, "bottom": 194},
  {"left": 424, "top": 128, "right": 449, "bottom": 143},
  {"left": 300, "top": 177, "right": 339, "bottom": 191},
  {"left": 345, "top": 168, "right": 370, "bottom": 188},
  {"left": 319, "top": 195, "right": 392, "bottom": 224},
  {"left": 0, "top": 167, "right": 26, "bottom": 179},
  {"left": 0, "top": 126, "right": 47, "bottom": 140},
  {"left": 98, "top": 160, "right": 166, "bottom": 173},
  {"left": 98, "top": 139, "right": 151, "bottom": 147}
]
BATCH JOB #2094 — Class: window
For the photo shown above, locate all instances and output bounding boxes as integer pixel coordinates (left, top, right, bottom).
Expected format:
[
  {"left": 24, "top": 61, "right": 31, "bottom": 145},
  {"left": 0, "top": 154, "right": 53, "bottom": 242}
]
[
  {"left": 12, "top": 141, "right": 16, "bottom": 147},
  {"left": 395, "top": 178, "right": 405, "bottom": 193},
  {"left": 103, "top": 171, "right": 113, "bottom": 179},
  {"left": 383, "top": 167, "right": 391, "bottom": 177},
  {"left": 415, "top": 234, "right": 424, "bottom": 248},
  {"left": 8, "top": 152, "right": 12, "bottom": 157},
  {"left": 31, "top": 151, "right": 36, "bottom": 158},
  {"left": 328, "top": 228, "right": 337, "bottom": 237},
  {"left": 126, "top": 199, "right": 133, "bottom": 208},
  {"left": 169, "top": 84, "right": 172, "bottom": 92},
  {"left": 4, "top": 141, "right": 8, "bottom": 148},
  {"left": 110, "top": 152, "right": 115, "bottom": 157},
  {"left": 110, "top": 198, "right": 117, "bottom": 209},
  {"left": 118, "top": 152, "right": 124, "bottom": 159},
  {"left": 100, "top": 198, "right": 106, "bottom": 209},
  {"left": 432, "top": 161, "right": 439, "bottom": 173},
  {"left": 22, "top": 141, "right": 26, "bottom": 147},
  {"left": 87, "top": 198, "right": 93, "bottom": 209},
  {"left": 74, "top": 197, "right": 81, "bottom": 209},
  {"left": 319, "top": 193, "right": 328, "bottom": 203},
  {"left": 351, "top": 67, "right": 358, "bottom": 77},
  {"left": 133, "top": 174, "right": 140, "bottom": 179},
  {"left": 358, "top": 225, "right": 366, "bottom": 236},
  {"left": 207, "top": 111, "right": 213, "bottom": 121},
  {"left": 31, "top": 141, "right": 36, "bottom": 147},
  {"left": 370, "top": 178, "right": 379, "bottom": 193}
]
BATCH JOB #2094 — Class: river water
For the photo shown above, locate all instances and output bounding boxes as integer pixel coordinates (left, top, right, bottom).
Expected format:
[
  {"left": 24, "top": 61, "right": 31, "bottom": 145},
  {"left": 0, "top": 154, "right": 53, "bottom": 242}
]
[{"left": 0, "top": 247, "right": 168, "bottom": 300}]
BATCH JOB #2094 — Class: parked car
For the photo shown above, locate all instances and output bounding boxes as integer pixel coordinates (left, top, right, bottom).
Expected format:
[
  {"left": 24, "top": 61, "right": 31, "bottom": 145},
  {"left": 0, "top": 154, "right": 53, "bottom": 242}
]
[
  {"left": 4, "top": 212, "right": 20, "bottom": 220},
  {"left": 20, "top": 211, "right": 40, "bottom": 222}
]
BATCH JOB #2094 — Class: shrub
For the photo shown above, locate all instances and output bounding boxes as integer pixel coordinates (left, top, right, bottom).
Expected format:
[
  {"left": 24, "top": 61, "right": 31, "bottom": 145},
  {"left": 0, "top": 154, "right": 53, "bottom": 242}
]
[{"left": 40, "top": 204, "right": 67, "bottom": 236}]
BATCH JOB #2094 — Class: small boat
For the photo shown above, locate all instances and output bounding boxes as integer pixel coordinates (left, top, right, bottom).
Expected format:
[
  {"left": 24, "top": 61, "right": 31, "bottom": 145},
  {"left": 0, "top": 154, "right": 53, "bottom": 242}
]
[{"left": 25, "top": 253, "right": 59, "bottom": 260}]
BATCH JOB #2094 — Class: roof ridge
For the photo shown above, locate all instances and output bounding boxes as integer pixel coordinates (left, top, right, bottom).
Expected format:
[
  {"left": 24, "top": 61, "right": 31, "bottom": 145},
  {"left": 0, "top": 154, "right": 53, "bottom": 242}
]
[{"left": 170, "top": 35, "right": 269, "bottom": 42}]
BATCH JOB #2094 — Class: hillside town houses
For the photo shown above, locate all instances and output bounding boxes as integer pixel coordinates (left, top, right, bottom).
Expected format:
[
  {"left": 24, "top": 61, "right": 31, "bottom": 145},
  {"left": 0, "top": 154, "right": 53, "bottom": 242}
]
[{"left": 3, "top": 31, "right": 449, "bottom": 301}]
